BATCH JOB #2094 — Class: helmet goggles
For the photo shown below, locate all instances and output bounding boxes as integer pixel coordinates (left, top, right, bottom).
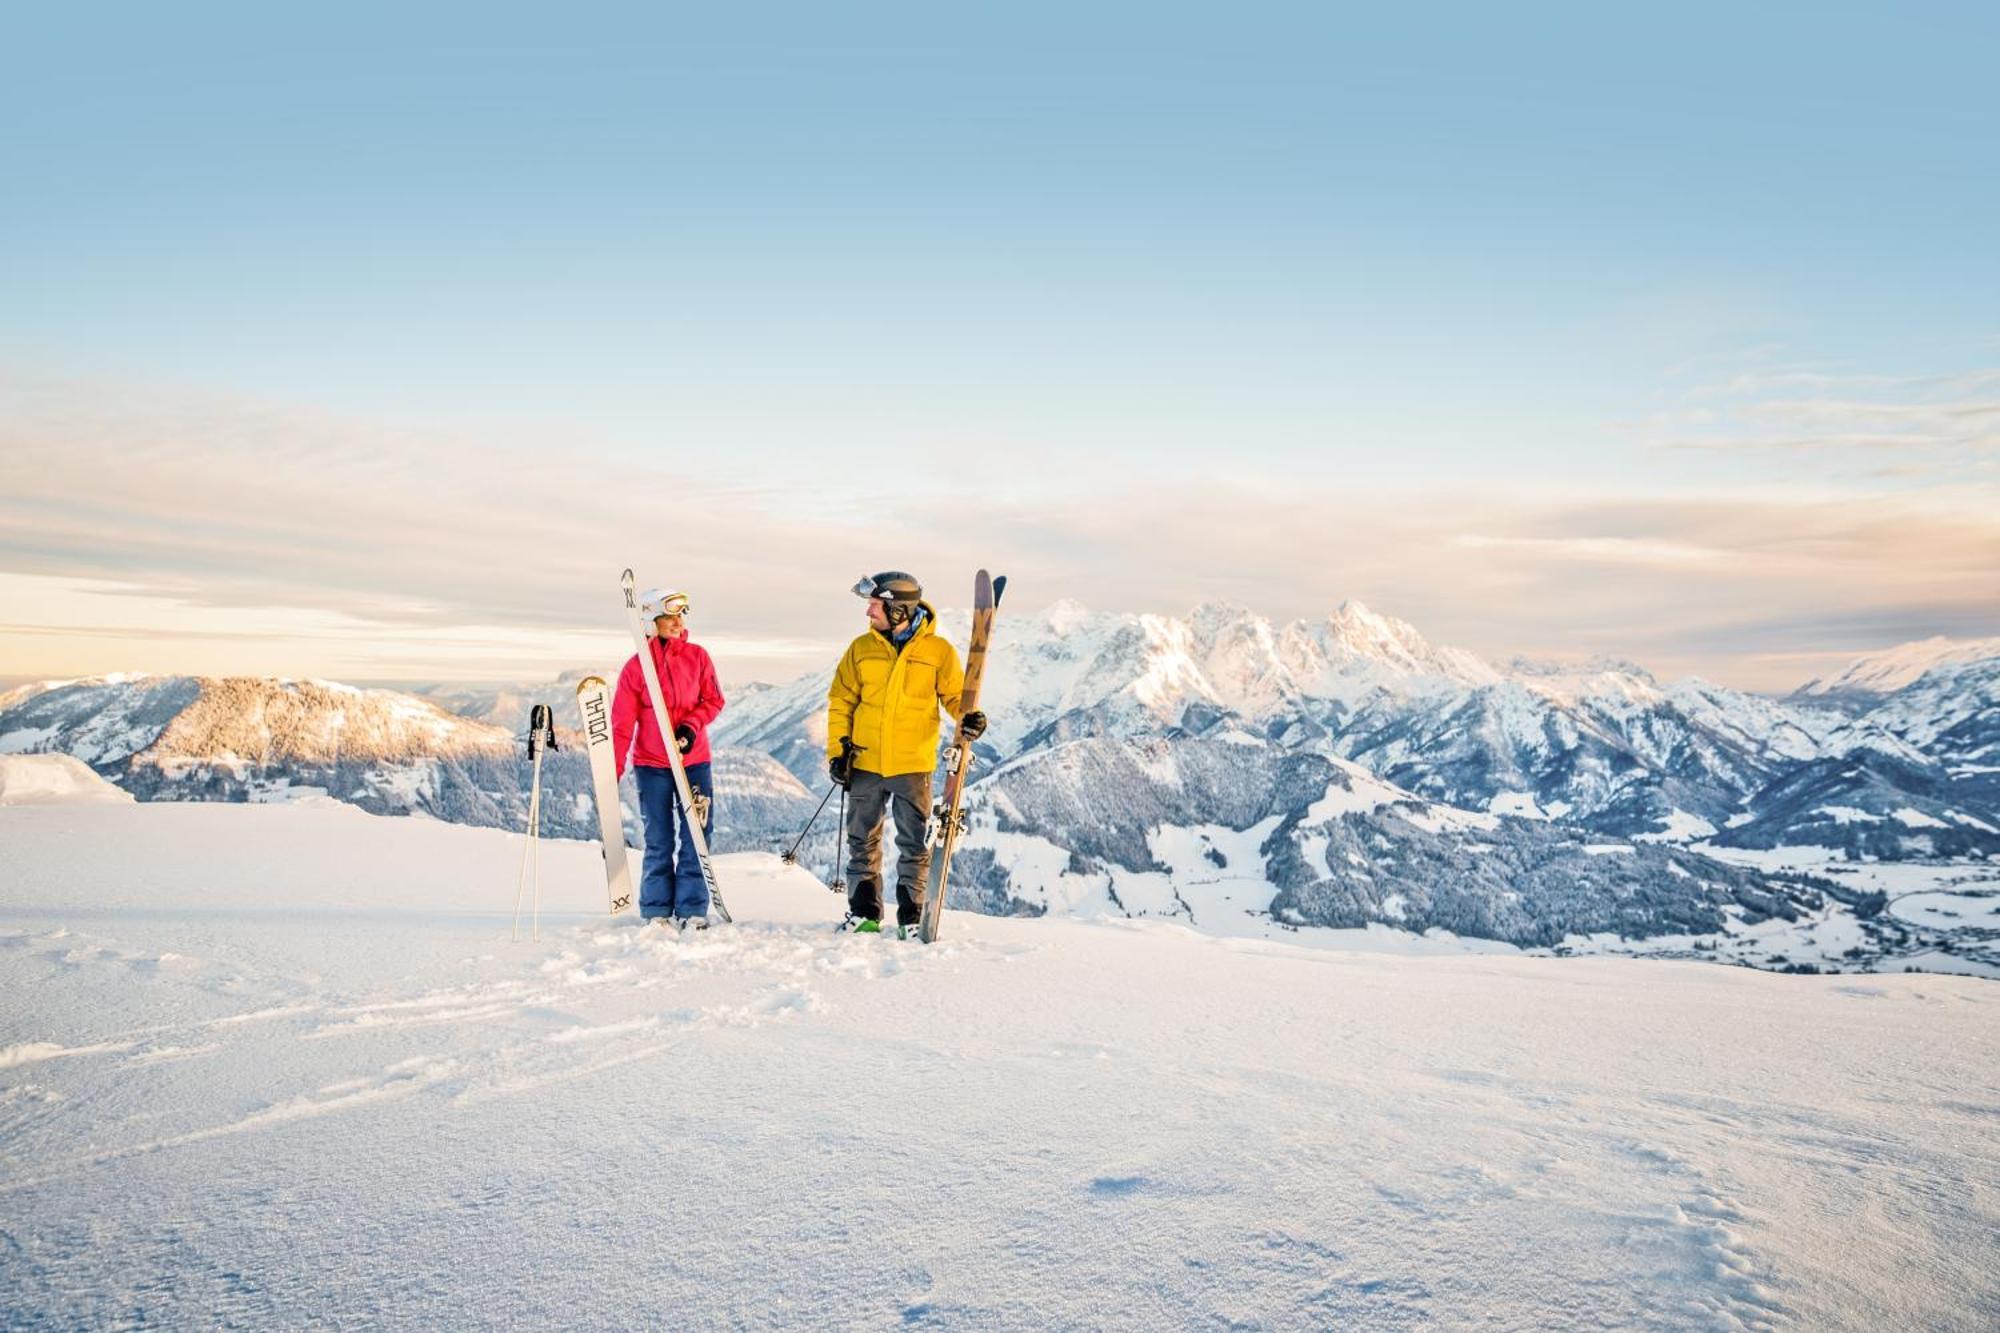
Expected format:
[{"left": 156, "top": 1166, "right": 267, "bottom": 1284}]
[{"left": 642, "top": 589, "right": 690, "bottom": 620}]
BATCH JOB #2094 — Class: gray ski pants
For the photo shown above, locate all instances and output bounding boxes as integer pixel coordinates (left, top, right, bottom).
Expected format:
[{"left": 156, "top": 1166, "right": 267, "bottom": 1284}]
[{"left": 844, "top": 769, "right": 933, "bottom": 926}]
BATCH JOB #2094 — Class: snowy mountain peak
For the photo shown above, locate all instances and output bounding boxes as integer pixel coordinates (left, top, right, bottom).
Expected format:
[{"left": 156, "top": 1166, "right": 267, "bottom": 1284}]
[
  {"left": 1501, "top": 655, "right": 1658, "bottom": 689},
  {"left": 1800, "top": 635, "right": 2000, "bottom": 698},
  {"left": 1326, "top": 599, "right": 1425, "bottom": 654},
  {"left": 1281, "top": 601, "right": 1501, "bottom": 693},
  {"left": 1037, "top": 597, "right": 1096, "bottom": 635},
  {"left": 1319, "top": 601, "right": 1436, "bottom": 668},
  {"left": 1187, "top": 599, "right": 1262, "bottom": 630}
]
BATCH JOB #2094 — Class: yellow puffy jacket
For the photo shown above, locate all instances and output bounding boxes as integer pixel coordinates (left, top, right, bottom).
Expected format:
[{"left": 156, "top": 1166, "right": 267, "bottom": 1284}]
[{"left": 826, "top": 605, "right": 967, "bottom": 778}]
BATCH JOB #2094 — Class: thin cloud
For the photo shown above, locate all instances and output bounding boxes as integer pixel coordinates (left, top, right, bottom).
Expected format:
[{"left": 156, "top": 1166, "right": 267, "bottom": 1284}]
[
  {"left": 1696, "top": 367, "right": 2000, "bottom": 397},
  {"left": 4, "top": 373, "right": 1997, "bottom": 692},
  {"left": 1659, "top": 434, "right": 2000, "bottom": 456},
  {"left": 1744, "top": 399, "right": 2000, "bottom": 425},
  {"left": 1648, "top": 362, "right": 2000, "bottom": 463},
  {"left": 1451, "top": 534, "right": 1730, "bottom": 568}
]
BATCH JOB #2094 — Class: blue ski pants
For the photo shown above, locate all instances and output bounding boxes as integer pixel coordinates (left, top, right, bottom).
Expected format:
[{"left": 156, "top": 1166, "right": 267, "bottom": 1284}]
[{"left": 635, "top": 761, "right": 713, "bottom": 920}]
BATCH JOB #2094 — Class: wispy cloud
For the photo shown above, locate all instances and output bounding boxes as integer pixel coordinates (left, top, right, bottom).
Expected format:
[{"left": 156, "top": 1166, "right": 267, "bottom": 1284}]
[
  {"left": 1698, "top": 368, "right": 2000, "bottom": 397},
  {"left": 4, "top": 372, "right": 1997, "bottom": 692},
  {"left": 1647, "top": 361, "right": 2000, "bottom": 461},
  {"left": 1451, "top": 534, "right": 1731, "bottom": 568}
]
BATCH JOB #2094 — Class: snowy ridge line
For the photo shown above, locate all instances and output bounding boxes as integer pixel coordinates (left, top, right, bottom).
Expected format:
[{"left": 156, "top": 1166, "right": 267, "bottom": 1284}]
[{"left": 1798, "top": 634, "right": 2000, "bottom": 698}]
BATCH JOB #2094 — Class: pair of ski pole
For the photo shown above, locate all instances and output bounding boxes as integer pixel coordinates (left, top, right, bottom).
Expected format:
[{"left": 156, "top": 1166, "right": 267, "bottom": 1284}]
[{"left": 781, "top": 738, "right": 856, "bottom": 894}]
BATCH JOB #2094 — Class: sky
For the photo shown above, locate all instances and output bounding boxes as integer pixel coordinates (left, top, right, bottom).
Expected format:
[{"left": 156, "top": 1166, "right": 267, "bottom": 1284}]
[{"left": 2, "top": 3, "right": 1996, "bottom": 691}]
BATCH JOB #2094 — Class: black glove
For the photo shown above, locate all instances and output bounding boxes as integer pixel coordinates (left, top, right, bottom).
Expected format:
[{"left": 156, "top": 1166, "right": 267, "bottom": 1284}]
[
  {"left": 958, "top": 709, "right": 987, "bottom": 742},
  {"left": 828, "top": 751, "right": 852, "bottom": 789},
  {"left": 674, "top": 723, "right": 696, "bottom": 754}
]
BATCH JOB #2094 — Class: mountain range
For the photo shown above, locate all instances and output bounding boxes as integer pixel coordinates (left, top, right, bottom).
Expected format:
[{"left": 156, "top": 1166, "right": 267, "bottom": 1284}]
[
  {"left": 0, "top": 673, "right": 818, "bottom": 853},
  {"left": 5, "top": 601, "right": 1994, "bottom": 961},
  {"left": 714, "top": 600, "right": 2000, "bottom": 859}
]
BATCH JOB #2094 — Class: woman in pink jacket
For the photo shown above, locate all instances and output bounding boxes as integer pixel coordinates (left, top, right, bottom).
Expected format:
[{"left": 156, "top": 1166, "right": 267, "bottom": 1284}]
[{"left": 611, "top": 589, "right": 725, "bottom": 928}]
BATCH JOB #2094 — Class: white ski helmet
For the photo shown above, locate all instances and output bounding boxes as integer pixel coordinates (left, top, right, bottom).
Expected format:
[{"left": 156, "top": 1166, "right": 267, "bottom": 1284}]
[{"left": 641, "top": 588, "right": 691, "bottom": 621}]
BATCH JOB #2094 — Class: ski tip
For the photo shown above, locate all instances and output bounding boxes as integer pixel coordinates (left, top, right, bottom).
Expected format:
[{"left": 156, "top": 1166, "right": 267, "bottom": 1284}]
[
  {"left": 576, "top": 674, "right": 608, "bottom": 693},
  {"left": 975, "top": 568, "right": 1005, "bottom": 611},
  {"left": 620, "top": 568, "right": 636, "bottom": 585}
]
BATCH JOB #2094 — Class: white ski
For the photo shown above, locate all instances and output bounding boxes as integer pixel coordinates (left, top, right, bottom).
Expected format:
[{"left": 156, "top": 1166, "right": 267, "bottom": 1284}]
[
  {"left": 619, "top": 569, "right": 731, "bottom": 923},
  {"left": 574, "top": 675, "right": 635, "bottom": 915}
]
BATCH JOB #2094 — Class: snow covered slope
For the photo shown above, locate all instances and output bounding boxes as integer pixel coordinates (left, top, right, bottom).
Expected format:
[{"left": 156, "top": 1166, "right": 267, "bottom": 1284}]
[
  {"left": 0, "top": 674, "right": 516, "bottom": 807},
  {"left": 2, "top": 801, "right": 1994, "bottom": 1329},
  {"left": 1798, "top": 634, "right": 2000, "bottom": 702},
  {"left": 0, "top": 754, "right": 134, "bottom": 805},
  {"left": 1861, "top": 657, "right": 2000, "bottom": 792},
  {"left": 950, "top": 735, "right": 1828, "bottom": 947},
  {"left": 1728, "top": 649, "right": 2000, "bottom": 856}
]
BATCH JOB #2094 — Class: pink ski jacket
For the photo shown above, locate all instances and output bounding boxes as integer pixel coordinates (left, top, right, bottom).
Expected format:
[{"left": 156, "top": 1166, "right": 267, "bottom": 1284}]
[{"left": 612, "top": 635, "right": 725, "bottom": 776}]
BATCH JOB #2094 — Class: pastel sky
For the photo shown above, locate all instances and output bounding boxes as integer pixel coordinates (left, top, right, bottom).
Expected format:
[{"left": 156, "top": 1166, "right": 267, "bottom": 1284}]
[{"left": 3, "top": 3, "right": 1996, "bottom": 692}]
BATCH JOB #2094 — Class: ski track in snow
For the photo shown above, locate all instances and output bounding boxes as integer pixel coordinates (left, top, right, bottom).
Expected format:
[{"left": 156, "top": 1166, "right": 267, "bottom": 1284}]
[
  {"left": 0, "top": 918, "right": 986, "bottom": 1192},
  {"left": 3, "top": 806, "right": 1997, "bottom": 1329},
  {"left": 2, "top": 910, "right": 1969, "bottom": 1331}
]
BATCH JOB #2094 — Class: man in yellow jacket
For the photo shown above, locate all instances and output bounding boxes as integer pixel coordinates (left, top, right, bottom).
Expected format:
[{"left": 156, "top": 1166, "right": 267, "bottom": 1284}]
[{"left": 827, "top": 571, "right": 988, "bottom": 937}]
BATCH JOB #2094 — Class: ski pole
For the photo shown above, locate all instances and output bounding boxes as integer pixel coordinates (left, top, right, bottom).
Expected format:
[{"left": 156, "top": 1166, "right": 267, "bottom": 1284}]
[
  {"left": 779, "top": 783, "right": 840, "bottom": 865},
  {"left": 512, "top": 706, "right": 556, "bottom": 942},
  {"left": 513, "top": 746, "right": 542, "bottom": 941},
  {"left": 827, "top": 737, "right": 856, "bottom": 893},
  {"left": 830, "top": 778, "right": 847, "bottom": 896},
  {"left": 528, "top": 750, "right": 544, "bottom": 940}
]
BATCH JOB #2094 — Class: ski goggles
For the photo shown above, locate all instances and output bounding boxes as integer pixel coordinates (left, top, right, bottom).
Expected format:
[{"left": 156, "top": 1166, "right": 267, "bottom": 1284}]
[{"left": 642, "top": 591, "right": 691, "bottom": 619}]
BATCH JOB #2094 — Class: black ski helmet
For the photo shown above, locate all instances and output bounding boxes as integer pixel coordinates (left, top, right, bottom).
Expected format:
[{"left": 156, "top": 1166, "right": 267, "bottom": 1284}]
[{"left": 853, "top": 571, "right": 922, "bottom": 625}]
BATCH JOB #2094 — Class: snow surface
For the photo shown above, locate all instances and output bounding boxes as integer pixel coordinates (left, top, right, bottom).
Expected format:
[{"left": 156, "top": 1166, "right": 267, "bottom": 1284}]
[
  {"left": 1633, "top": 809, "right": 1720, "bottom": 843},
  {"left": 1487, "top": 791, "right": 1549, "bottom": 820},
  {"left": 1305, "top": 761, "right": 1412, "bottom": 822},
  {"left": 3, "top": 802, "right": 1998, "bottom": 1329},
  {"left": 0, "top": 754, "right": 134, "bottom": 805}
]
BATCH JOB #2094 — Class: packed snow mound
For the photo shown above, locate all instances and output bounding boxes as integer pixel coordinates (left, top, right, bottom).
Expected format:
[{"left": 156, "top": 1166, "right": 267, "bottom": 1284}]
[{"left": 0, "top": 753, "right": 134, "bottom": 805}]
